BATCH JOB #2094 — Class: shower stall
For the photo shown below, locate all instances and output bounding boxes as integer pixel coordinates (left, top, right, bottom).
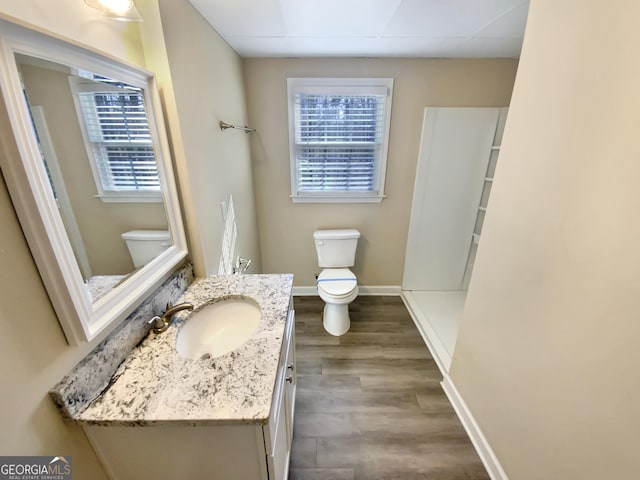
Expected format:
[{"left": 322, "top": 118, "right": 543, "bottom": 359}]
[{"left": 402, "top": 107, "right": 508, "bottom": 373}]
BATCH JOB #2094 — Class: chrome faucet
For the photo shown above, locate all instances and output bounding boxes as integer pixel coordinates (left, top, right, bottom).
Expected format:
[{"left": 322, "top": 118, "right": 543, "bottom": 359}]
[{"left": 147, "top": 299, "right": 194, "bottom": 334}]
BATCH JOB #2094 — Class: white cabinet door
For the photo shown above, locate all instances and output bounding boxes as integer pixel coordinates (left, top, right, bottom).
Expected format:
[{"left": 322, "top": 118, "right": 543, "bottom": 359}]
[
  {"left": 265, "top": 304, "right": 296, "bottom": 480},
  {"left": 284, "top": 309, "right": 296, "bottom": 447},
  {"left": 269, "top": 386, "right": 290, "bottom": 480},
  {"left": 403, "top": 107, "right": 501, "bottom": 291}
]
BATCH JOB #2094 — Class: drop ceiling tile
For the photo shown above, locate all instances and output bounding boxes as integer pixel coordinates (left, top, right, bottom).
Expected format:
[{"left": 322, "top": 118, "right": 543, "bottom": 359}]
[
  {"left": 449, "top": 36, "right": 524, "bottom": 58},
  {"left": 226, "top": 36, "right": 465, "bottom": 58},
  {"left": 279, "top": 0, "right": 403, "bottom": 37},
  {"left": 474, "top": 1, "right": 529, "bottom": 37},
  {"left": 189, "top": 0, "right": 286, "bottom": 37},
  {"left": 383, "top": 0, "right": 525, "bottom": 37},
  {"left": 364, "top": 37, "right": 467, "bottom": 57},
  {"left": 223, "top": 37, "right": 289, "bottom": 57}
]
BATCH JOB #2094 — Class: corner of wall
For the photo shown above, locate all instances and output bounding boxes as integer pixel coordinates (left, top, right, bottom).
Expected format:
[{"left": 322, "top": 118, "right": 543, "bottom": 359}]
[{"left": 135, "top": 0, "right": 206, "bottom": 277}]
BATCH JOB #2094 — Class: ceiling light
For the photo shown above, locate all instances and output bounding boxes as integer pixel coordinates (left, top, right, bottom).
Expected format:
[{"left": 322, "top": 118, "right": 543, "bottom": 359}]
[{"left": 84, "top": 0, "right": 143, "bottom": 22}]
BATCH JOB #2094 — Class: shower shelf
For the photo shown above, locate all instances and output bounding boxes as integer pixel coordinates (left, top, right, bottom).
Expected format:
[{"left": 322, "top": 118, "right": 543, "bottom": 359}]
[{"left": 462, "top": 107, "right": 508, "bottom": 291}]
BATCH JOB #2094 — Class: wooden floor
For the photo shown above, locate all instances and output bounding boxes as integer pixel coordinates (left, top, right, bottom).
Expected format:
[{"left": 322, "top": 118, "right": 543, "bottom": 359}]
[{"left": 289, "top": 296, "right": 489, "bottom": 480}]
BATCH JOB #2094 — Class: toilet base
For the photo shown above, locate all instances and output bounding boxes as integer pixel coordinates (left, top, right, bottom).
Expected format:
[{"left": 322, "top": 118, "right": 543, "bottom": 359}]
[{"left": 322, "top": 302, "right": 351, "bottom": 336}]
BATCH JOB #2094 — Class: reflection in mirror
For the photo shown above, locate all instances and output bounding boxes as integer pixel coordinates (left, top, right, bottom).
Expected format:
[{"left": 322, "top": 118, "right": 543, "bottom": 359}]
[
  {"left": 0, "top": 19, "right": 187, "bottom": 344},
  {"left": 16, "top": 55, "right": 171, "bottom": 302}
]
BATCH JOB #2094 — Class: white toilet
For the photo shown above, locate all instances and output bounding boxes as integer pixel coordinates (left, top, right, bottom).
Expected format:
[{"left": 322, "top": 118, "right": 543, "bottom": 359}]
[
  {"left": 314, "top": 229, "right": 361, "bottom": 336},
  {"left": 121, "top": 230, "right": 171, "bottom": 268}
]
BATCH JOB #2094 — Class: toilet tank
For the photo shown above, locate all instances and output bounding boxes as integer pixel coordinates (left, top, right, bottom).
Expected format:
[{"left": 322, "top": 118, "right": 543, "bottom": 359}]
[
  {"left": 314, "top": 229, "right": 360, "bottom": 268},
  {"left": 121, "top": 230, "right": 171, "bottom": 268}
]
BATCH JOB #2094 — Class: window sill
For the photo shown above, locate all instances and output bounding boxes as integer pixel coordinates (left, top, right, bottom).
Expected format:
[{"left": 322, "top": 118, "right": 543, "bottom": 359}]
[
  {"left": 95, "top": 194, "right": 163, "bottom": 203},
  {"left": 291, "top": 194, "right": 385, "bottom": 204}
]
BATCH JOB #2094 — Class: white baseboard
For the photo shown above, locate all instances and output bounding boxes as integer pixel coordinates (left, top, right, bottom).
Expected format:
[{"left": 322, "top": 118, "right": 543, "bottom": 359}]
[
  {"left": 400, "top": 291, "right": 451, "bottom": 374},
  {"left": 441, "top": 375, "right": 508, "bottom": 480},
  {"left": 292, "top": 285, "right": 401, "bottom": 296},
  {"left": 359, "top": 285, "right": 401, "bottom": 295}
]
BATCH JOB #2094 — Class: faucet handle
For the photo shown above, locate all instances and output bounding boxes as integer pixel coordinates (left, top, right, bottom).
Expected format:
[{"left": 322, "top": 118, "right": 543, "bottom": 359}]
[
  {"left": 166, "top": 291, "right": 180, "bottom": 310},
  {"left": 147, "top": 316, "right": 164, "bottom": 331}
]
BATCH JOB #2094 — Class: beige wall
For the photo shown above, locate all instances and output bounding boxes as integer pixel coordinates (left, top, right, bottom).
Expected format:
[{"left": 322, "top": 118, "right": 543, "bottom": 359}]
[
  {"left": 0, "top": 168, "right": 110, "bottom": 476},
  {"left": 243, "top": 58, "right": 517, "bottom": 286},
  {"left": 450, "top": 1, "right": 640, "bottom": 479},
  {"left": 0, "top": 1, "right": 145, "bottom": 476},
  {"left": 20, "top": 63, "right": 167, "bottom": 275},
  {"left": 139, "top": 0, "right": 261, "bottom": 276}
]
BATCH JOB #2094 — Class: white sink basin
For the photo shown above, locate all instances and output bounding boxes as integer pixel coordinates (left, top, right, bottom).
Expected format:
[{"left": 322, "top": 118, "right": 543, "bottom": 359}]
[{"left": 176, "top": 297, "right": 261, "bottom": 360}]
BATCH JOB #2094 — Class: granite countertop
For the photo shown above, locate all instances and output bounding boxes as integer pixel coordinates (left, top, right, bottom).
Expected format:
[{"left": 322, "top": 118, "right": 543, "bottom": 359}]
[{"left": 77, "top": 274, "right": 294, "bottom": 427}]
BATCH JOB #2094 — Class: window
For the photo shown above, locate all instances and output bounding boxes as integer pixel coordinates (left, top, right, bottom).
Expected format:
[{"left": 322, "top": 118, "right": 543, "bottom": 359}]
[
  {"left": 72, "top": 75, "right": 161, "bottom": 202},
  {"left": 287, "top": 78, "right": 393, "bottom": 203}
]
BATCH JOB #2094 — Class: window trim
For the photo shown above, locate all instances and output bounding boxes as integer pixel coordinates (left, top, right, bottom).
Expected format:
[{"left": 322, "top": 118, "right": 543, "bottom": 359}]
[
  {"left": 287, "top": 77, "right": 394, "bottom": 203},
  {"left": 69, "top": 76, "right": 162, "bottom": 203}
]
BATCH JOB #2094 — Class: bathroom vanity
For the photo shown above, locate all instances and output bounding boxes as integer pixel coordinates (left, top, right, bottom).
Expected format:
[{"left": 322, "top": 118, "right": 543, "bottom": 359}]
[{"left": 55, "top": 274, "right": 295, "bottom": 480}]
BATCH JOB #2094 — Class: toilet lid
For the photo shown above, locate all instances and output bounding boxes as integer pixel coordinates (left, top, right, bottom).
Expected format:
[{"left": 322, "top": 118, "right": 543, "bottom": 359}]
[{"left": 317, "top": 269, "right": 357, "bottom": 296}]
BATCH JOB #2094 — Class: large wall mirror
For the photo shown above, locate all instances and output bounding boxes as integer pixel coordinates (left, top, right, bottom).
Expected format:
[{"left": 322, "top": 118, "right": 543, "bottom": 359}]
[{"left": 0, "top": 20, "right": 188, "bottom": 344}]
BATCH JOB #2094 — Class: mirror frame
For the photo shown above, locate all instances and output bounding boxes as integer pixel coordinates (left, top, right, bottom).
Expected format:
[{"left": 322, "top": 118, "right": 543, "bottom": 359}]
[{"left": 0, "top": 20, "right": 188, "bottom": 344}]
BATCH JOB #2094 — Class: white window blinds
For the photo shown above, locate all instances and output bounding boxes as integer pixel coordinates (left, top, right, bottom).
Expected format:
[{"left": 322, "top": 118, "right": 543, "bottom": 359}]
[
  {"left": 74, "top": 77, "right": 160, "bottom": 199},
  {"left": 288, "top": 79, "right": 393, "bottom": 202}
]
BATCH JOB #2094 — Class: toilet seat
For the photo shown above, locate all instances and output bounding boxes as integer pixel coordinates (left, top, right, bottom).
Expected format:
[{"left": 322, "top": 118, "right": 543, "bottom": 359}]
[{"left": 317, "top": 268, "right": 357, "bottom": 298}]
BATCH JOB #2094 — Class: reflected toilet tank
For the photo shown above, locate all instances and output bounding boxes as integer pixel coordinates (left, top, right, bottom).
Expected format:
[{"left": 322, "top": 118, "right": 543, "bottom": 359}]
[{"left": 121, "top": 230, "right": 171, "bottom": 268}]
